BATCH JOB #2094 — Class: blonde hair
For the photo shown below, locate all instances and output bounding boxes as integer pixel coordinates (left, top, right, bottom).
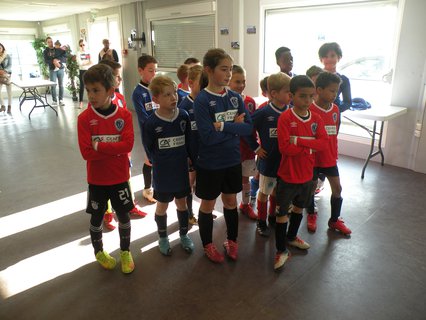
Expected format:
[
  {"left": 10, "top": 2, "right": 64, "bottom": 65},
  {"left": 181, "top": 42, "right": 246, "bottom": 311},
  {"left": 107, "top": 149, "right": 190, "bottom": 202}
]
[
  {"left": 188, "top": 65, "right": 203, "bottom": 81},
  {"left": 149, "top": 75, "right": 177, "bottom": 97},
  {"left": 267, "top": 72, "right": 291, "bottom": 93}
]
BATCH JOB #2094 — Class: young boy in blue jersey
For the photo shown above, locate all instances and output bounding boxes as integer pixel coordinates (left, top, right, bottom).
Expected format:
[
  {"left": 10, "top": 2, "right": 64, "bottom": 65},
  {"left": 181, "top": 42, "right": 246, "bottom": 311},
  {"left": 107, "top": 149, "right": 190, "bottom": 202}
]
[
  {"left": 246, "top": 72, "right": 292, "bottom": 237},
  {"left": 143, "top": 75, "right": 195, "bottom": 256},
  {"left": 77, "top": 64, "right": 135, "bottom": 274},
  {"left": 194, "top": 48, "right": 253, "bottom": 263},
  {"left": 131, "top": 55, "right": 158, "bottom": 204},
  {"left": 178, "top": 64, "right": 206, "bottom": 225},
  {"left": 177, "top": 64, "right": 190, "bottom": 106}
]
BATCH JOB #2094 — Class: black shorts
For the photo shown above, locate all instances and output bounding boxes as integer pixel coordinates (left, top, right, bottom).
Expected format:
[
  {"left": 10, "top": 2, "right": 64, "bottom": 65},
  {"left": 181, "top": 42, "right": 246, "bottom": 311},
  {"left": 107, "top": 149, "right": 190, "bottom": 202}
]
[
  {"left": 195, "top": 164, "right": 242, "bottom": 200},
  {"left": 154, "top": 188, "right": 191, "bottom": 203},
  {"left": 86, "top": 181, "right": 134, "bottom": 216},
  {"left": 275, "top": 178, "right": 314, "bottom": 215},
  {"left": 313, "top": 165, "right": 340, "bottom": 180}
]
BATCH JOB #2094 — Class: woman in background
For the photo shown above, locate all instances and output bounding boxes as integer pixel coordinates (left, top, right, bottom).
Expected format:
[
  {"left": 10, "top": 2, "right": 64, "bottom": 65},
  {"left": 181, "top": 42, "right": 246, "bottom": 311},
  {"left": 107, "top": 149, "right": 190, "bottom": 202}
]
[{"left": 0, "top": 43, "right": 12, "bottom": 114}]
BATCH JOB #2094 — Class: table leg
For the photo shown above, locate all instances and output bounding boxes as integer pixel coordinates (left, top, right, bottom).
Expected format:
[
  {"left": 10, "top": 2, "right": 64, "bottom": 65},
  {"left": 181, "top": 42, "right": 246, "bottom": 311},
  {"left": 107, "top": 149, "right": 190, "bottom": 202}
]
[{"left": 361, "top": 120, "right": 377, "bottom": 179}]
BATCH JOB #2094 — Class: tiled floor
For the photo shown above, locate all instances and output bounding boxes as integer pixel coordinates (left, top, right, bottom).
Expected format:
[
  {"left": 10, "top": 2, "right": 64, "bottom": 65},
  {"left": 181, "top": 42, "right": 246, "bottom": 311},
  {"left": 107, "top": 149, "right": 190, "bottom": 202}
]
[{"left": 0, "top": 97, "right": 425, "bottom": 320}]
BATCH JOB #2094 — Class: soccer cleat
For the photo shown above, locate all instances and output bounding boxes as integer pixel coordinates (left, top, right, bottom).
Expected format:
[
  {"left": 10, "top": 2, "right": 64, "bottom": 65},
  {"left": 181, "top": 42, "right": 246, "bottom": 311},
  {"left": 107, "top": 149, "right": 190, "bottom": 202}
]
[
  {"left": 95, "top": 250, "right": 116, "bottom": 270},
  {"left": 120, "top": 250, "right": 135, "bottom": 274},
  {"left": 223, "top": 240, "right": 238, "bottom": 261},
  {"left": 307, "top": 213, "right": 318, "bottom": 233},
  {"left": 268, "top": 215, "right": 276, "bottom": 228},
  {"left": 239, "top": 203, "right": 258, "bottom": 220},
  {"left": 328, "top": 218, "right": 352, "bottom": 235},
  {"left": 274, "top": 250, "right": 290, "bottom": 271},
  {"left": 158, "top": 237, "right": 172, "bottom": 256},
  {"left": 203, "top": 243, "right": 224, "bottom": 263},
  {"left": 103, "top": 212, "right": 117, "bottom": 230},
  {"left": 256, "top": 220, "right": 270, "bottom": 237},
  {"left": 180, "top": 234, "right": 195, "bottom": 253},
  {"left": 142, "top": 188, "right": 156, "bottom": 203},
  {"left": 288, "top": 236, "right": 310, "bottom": 250},
  {"left": 188, "top": 216, "right": 198, "bottom": 225},
  {"left": 129, "top": 204, "right": 148, "bottom": 217}
]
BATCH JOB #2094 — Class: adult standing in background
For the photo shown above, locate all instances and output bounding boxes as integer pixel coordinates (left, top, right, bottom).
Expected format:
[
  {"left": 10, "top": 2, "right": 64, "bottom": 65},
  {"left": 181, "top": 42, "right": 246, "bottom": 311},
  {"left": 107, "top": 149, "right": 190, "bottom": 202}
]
[
  {"left": 76, "top": 39, "right": 92, "bottom": 108},
  {"left": 98, "top": 39, "right": 119, "bottom": 62},
  {"left": 0, "top": 43, "right": 12, "bottom": 114},
  {"left": 43, "top": 36, "right": 66, "bottom": 106}
]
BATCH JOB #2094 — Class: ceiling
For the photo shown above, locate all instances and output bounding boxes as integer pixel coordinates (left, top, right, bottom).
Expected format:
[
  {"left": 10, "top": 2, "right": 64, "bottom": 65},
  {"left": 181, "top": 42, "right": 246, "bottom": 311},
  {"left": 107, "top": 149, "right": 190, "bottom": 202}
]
[{"left": 0, "top": 0, "right": 139, "bottom": 22}]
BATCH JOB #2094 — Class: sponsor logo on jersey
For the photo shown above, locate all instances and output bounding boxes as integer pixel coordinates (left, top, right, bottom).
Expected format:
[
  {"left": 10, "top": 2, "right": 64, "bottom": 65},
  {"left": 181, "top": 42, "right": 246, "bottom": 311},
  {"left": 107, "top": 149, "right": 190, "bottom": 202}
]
[
  {"left": 230, "top": 97, "right": 239, "bottom": 108},
  {"left": 333, "top": 112, "right": 338, "bottom": 123},
  {"left": 155, "top": 126, "right": 163, "bottom": 133},
  {"left": 325, "top": 125, "right": 337, "bottom": 135},
  {"left": 209, "top": 100, "right": 216, "bottom": 107},
  {"left": 180, "top": 120, "right": 187, "bottom": 133},
  {"left": 92, "top": 135, "right": 121, "bottom": 143},
  {"left": 158, "top": 135, "right": 185, "bottom": 149},
  {"left": 215, "top": 109, "right": 238, "bottom": 122},
  {"left": 190, "top": 121, "right": 197, "bottom": 131},
  {"left": 115, "top": 118, "right": 124, "bottom": 131},
  {"left": 91, "top": 200, "right": 99, "bottom": 210},
  {"left": 311, "top": 122, "right": 318, "bottom": 135},
  {"left": 90, "top": 119, "right": 98, "bottom": 126},
  {"left": 269, "top": 128, "right": 277, "bottom": 138}
]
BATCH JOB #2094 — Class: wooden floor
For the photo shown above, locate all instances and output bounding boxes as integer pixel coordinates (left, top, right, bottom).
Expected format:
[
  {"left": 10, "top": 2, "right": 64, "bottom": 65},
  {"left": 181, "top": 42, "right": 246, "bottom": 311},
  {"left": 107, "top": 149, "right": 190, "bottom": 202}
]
[{"left": 1, "top": 98, "right": 425, "bottom": 320}]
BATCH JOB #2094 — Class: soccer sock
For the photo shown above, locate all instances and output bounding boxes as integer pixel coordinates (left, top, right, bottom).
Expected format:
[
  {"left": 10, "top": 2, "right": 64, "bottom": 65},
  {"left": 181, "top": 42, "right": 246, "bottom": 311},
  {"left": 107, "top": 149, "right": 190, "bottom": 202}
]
[
  {"left": 250, "top": 177, "right": 259, "bottom": 198},
  {"left": 106, "top": 200, "right": 113, "bottom": 213},
  {"left": 307, "top": 194, "right": 315, "bottom": 214},
  {"left": 90, "top": 214, "right": 104, "bottom": 254},
  {"left": 186, "top": 193, "right": 193, "bottom": 217},
  {"left": 198, "top": 211, "right": 213, "bottom": 246},
  {"left": 268, "top": 195, "right": 277, "bottom": 216},
  {"left": 242, "top": 182, "right": 250, "bottom": 205},
  {"left": 177, "top": 209, "right": 189, "bottom": 235},
  {"left": 275, "top": 221, "right": 288, "bottom": 252},
  {"left": 117, "top": 212, "right": 131, "bottom": 251},
  {"left": 155, "top": 214, "right": 168, "bottom": 238},
  {"left": 330, "top": 196, "right": 343, "bottom": 222},
  {"left": 286, "top": 212, "right": 303, "bottom": 241},
  {"left": 142, "top": 163, "right": 152, "bottom": 189},
  {"left": 257, "top": 199, "right": 267, "bottom": 222},
  {"left": 224, "top": 207, "right": 238, "bottom": 241}
]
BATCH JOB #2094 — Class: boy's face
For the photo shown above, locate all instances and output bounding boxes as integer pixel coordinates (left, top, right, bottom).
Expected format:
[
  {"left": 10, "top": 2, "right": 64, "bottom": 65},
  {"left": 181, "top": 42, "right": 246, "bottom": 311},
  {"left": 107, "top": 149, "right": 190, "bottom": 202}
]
[
  {"left": 277, "top": 51, "right": 293, "bottom": 74},
  {"left": 138, "top": 63, "right": 157, "bottom": 84},
  {"left": 228, "top": 72, "right": 246, "bottom": 94},
  {"left": 189, "top": 74, "right": 201, "bottom": 97},
  {"left": 207, "top": 58, "right": 232, "bottom": 88},
  {"left": 86, "top": 82, "right": 114, "bottom": 109},
  {"left": 271, "top": 86, "right": 291, "bottom": 107},
  {"left": 317, "top": 83, "right": 340, "bottom": 104},
  {"left": 290, "top": 87, "right": 316, "bottom": 110},
  {"left": 153, "top": 85, "right": 178, "bottom": 111},
  {"left": 320, "top": 50, "right": 340, "bottom": 71},
  {"left": 113, "top": 68, "right": 122, "bottom": 88}
]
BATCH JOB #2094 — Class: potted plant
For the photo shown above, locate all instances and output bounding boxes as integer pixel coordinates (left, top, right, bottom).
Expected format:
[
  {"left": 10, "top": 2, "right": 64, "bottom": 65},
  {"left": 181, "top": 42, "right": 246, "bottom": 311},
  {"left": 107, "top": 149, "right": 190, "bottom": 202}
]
[
  {"left": 64, "top": 46, "right": 79, "bottom": 101},
  {"left": 31, "top": 37, "right": 49, "bottom": 79}
]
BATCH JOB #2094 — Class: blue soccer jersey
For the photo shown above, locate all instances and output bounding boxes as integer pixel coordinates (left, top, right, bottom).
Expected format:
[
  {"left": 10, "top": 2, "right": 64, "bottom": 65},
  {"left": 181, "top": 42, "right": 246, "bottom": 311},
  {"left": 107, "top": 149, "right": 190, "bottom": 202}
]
[
  {"left": 131, "top": 82, "right": 157, "bottom": 142},
  {"left": 193, "top": 88, "right": 253, "bottom": 170},
  {"left": 177, "top": 87, "right": 190, "bottom": 107},
  {"left": 178, "top": 95, "right": 199, "bottom": 163},
  {"left": 143, "top": 108, "right": 192, "bottom": 193},
  {"left": 246, "top": 102, "right": 289, "bottom": 177}
]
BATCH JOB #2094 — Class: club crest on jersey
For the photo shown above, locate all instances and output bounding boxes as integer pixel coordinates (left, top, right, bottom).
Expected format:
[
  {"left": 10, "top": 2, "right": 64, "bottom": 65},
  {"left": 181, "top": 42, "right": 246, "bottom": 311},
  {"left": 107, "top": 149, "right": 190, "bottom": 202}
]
[
  {"left": 333, "top": 112, "right": 338, "bottom": 123},
  {"left": 246, "top": 102, "right": 255, "bottom": 113},
  {"left": 230, "top": 97, "right": 239, "bottom": 108},
  {"left": 91, "top": 200, "right": 99, "bottom": 210},
  {"left": 180, "top": 120, "right": 187, "bottom": 133},
  {"left": 311, "top": 122, "right": 318, "bottom": 134},
  {"left": 115, "top": 118, "right": 125, "bottom": 131}
]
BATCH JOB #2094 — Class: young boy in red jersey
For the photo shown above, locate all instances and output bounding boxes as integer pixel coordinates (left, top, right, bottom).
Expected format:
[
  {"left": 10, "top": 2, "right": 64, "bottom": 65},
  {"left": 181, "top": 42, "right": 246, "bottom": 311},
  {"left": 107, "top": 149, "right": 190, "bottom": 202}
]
[
  {"left": 98, "top": 60, "right": 148, "bottom": 230},
  {"left": 77, "top": 64, "right": 135, "bottom": 274},
  {"left": 307, "top": 72, "right": 352, "bottom": 235},
  {"left": 228, "top": 65, "right": 258, "bottom": 220},
  {"left": 274, "top": 75, "right": 328, "bottom": 271}
]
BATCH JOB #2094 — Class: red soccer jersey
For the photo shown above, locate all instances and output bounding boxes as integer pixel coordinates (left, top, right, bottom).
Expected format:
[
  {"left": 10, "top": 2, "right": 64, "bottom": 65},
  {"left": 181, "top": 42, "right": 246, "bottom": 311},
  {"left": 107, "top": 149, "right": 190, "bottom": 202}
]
[
  {"left": 78, "top": 105, "right": 134, "bottom": 185},
  {"left": 258, "top": 100, "right": 269, "bottom": 109},
  {"left": 277, "top": 108, "right": 328, "bottom": 184},
  {"left": 310, "top": 102, "right": 339, "bottom": 167},
  {"left": 240, "top": 95, "right": 257, "bottom": 161},
  {"left": 112, "top": 92, "right": 127, "bottom": 109}
]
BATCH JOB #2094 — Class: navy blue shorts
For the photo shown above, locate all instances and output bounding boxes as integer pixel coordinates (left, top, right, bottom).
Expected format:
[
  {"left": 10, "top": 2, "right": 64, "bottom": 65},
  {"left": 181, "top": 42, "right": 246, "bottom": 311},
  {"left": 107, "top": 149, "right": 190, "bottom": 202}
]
[
  {"left": 154, "top": 188, "right": 191, "bottom": 203},
  {"left": 313, "top": 165, "right": 339, "bottom": 180},
  {"left": 275, "top": 178, "right": 314, "bottom": 215}
]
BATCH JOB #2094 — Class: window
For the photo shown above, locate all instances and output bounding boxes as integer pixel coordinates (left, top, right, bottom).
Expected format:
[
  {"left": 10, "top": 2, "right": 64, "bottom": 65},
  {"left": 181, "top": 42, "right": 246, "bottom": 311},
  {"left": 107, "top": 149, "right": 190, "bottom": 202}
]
[
  {"left": 1, "top": 35, "right": 38, "bottom": 80},
  {"left": 264, "top": 1, "right": 399, "bottom": 136}
]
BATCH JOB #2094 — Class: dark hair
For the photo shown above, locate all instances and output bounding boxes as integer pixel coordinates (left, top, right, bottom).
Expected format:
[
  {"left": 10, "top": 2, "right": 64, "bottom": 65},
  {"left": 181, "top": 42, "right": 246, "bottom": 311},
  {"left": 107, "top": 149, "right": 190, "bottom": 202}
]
[
  {"left": 0, "top": 43, "right": 5, "bottom": 52},
  {"left": 315, "top": 71, "right": 341, "bottom": 89},
  {"left": 99, "top": 59, "right": 122, "bottom": 70},
  {"left": 83, "top": 64, "right": 116, "bottom": 90},
  {"left": 306, "top": 65, "right": 323, "bottom": 79},
  {"left": 318, "top": 42, "right": 343, "bottom": 59},
  {"left": 138, "top": 54, "right": 158, "bottom": 69},
  {"left": 199, "top": 71, "right": 209, "bottom": 91},
  {"left": 203, "top": 48, "right": 233, "bottom": 70},
  {"left": 45, "top": 36, "right": 52, "bottom": 42},
  {"left": 232, "top": 65, "right": 245, "bottom": 75},
  {"left": 275, "top": 47, "right": 291, "bottom": 62},
  {"left": 78, "top": 39, "right": 84, "bottom": 46},
  {"left": 259, "top": 76, "right": 269, "bottom": 93},
  {"left": 289, "top": 75, "right": 315, "bottom": 94},
  {"left": 177, "top": 64, "right": 190, "bottom": 82},
  {"left": 184, "top": 57, "right": 200, "bottom": 65}
]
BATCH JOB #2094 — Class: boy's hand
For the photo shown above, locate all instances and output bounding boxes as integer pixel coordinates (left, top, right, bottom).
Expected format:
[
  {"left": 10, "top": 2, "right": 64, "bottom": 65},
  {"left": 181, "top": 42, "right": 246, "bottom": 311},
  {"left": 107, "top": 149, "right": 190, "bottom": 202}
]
[
  {"left": 234, "top": 113, "right": 245, "bottom": 123},
  {"left": 213, "top": 122, "right": 222, "bottom": 131},
  {"left": 256, "top": 147, "right": 267, "bottom": 159}
]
